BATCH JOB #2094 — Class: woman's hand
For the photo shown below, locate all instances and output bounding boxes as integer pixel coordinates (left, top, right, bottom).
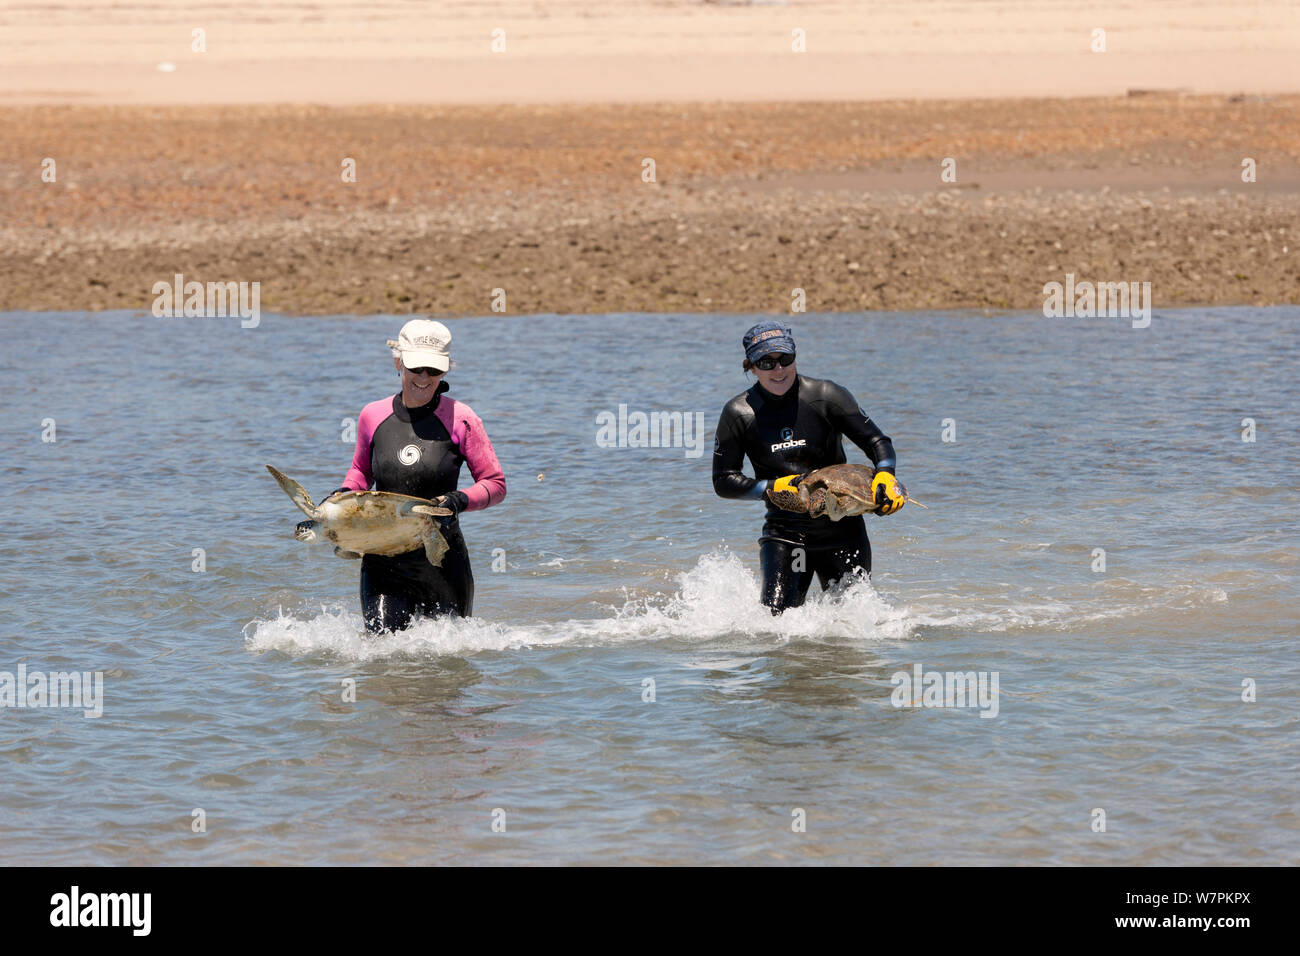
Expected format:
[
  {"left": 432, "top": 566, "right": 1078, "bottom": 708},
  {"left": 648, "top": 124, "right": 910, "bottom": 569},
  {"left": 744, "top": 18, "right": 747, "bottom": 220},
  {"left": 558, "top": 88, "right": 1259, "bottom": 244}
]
[
  {"left": 434, "top": 490, "right": 470, "bottom": 514},
  {"left": 871, "top": 472, "right": 906, "bottom": 515}
]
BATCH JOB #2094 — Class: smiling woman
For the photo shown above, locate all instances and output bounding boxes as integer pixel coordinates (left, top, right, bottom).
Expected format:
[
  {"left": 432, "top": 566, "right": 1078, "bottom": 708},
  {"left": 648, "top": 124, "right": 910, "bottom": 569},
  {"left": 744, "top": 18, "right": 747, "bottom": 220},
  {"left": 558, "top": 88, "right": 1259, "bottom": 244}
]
[
  {"left": 712, "top": 321, "right": 905, "bottom": 615},
  {"left": 329, "top": 318, "right": 507, "bottom": 632}
]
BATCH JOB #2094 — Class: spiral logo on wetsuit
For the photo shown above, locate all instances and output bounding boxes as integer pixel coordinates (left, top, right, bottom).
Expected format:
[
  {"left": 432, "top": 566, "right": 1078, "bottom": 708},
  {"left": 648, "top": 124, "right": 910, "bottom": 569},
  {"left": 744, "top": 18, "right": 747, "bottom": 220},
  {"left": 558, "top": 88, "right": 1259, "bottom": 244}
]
[{"left": 398, "top": 444, "right": 421, "bottom": 465}]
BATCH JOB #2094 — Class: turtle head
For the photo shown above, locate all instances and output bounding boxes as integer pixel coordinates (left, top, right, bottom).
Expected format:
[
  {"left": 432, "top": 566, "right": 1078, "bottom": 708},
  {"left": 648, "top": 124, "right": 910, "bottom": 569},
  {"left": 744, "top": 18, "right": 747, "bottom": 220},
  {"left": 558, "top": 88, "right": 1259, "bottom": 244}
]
[
  {"left": 294, "top": 519, "right": 319, "bottom": 542},
  {"left": 804, "top": 487, "right": 829, "bottom": 518}
]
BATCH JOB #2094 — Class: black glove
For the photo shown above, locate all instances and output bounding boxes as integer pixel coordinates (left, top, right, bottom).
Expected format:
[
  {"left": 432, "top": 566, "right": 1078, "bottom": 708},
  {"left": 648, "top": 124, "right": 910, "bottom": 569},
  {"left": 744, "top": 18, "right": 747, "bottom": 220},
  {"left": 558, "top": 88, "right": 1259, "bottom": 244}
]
[
  {"left": 321, "top": 487, "right": 350, "bottom": 502},
  {"left": 436, "top": 490, "right": 470, "bottom": 514}
]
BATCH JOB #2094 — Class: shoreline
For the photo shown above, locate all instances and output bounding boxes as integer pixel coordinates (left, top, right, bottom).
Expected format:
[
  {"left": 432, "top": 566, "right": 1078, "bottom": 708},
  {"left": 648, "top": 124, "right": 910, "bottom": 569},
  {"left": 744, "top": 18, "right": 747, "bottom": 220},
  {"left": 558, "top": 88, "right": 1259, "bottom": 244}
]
[{"left": 7, "top": 53, "right": 1298, "bottom": 108}]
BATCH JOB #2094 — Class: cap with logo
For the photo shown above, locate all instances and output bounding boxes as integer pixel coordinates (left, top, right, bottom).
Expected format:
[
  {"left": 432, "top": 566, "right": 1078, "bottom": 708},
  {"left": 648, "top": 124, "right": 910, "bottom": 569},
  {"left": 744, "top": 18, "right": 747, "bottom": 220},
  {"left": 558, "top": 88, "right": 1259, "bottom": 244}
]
[
  {"left": 742, "top": 321, "right": 796, "bottom": 363},
  {"left": 395, "top": 319, "right": 452, "bottom": 372}
]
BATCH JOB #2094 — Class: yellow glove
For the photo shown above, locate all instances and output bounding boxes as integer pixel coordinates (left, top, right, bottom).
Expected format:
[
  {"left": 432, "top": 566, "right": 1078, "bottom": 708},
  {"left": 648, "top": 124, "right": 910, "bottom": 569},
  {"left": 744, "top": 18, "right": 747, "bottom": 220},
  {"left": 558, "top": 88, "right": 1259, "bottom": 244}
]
[
  {"left": 871, "top": 471, "right": 905, "bottom": 515},
  {"left": 771, "top": 474, "right": 802, "bottom": 495}
]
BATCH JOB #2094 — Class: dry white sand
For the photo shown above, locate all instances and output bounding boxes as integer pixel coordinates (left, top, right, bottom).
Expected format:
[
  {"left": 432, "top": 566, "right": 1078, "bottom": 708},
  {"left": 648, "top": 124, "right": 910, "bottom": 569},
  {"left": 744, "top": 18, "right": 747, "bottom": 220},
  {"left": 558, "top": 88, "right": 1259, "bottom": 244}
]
[{"left": 1, "top": 0, "right": 1297, "bottom": 104}]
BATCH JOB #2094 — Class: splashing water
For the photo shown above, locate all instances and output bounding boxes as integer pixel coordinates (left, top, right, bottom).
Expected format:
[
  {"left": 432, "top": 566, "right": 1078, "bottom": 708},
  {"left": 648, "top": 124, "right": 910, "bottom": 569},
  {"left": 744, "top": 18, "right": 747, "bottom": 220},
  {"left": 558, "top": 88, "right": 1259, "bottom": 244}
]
[
  {"left": 243, "top": 543, "right": 1236, "bottom": 661},
  {"left": 243, "top": 549, "right": 915, "bottom": 660}
]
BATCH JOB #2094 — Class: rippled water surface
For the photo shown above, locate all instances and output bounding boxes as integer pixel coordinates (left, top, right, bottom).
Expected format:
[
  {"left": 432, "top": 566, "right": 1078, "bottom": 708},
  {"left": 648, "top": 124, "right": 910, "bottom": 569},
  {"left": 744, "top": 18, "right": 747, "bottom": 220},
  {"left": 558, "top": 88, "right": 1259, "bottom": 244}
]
[{"left": 1, "top": 307, "right": 1296, "bottom": 865}]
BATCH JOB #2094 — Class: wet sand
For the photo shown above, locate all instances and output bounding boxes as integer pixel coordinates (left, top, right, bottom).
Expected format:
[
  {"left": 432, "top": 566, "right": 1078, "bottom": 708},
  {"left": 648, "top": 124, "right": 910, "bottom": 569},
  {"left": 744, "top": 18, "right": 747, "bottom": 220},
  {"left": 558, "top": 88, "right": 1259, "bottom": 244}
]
[{"left": 2, "top": 95, "right": 1297, "bottom": 315}]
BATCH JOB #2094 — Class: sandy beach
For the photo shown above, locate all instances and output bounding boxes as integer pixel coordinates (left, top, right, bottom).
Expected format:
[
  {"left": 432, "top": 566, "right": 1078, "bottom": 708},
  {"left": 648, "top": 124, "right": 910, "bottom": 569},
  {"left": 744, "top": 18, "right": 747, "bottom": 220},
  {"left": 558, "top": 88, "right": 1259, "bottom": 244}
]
[
  {"left": 1, "top": 1, "right": 1298, "bottom": 314},
  {"left": 3, "top": 1, "right": 1298, "bottom": 105}
]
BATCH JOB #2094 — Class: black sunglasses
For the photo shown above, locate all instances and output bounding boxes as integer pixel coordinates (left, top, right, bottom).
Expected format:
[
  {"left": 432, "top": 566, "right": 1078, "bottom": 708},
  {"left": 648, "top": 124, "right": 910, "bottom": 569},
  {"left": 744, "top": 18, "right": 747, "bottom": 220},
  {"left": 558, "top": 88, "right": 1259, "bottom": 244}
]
[
  {"left": 753, "top": 353, "right": 796, "bottom": 371},
  {"left": 407, "top": 366, "right": 445, "bottom": 377}
]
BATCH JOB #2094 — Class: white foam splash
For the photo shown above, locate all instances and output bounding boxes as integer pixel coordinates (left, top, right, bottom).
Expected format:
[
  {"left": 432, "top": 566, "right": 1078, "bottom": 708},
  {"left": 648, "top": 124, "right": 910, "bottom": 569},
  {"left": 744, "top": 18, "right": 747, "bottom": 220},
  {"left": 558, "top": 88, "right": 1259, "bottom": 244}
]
[
  {"left": 599, "top": 548, "right": 912, "bottom": 644},
  {"left": 242, "top": 549, "right": 910, "bottom": 661},
  {"left": 242, "top": 549, "right": 1233, "bottom": 661}
]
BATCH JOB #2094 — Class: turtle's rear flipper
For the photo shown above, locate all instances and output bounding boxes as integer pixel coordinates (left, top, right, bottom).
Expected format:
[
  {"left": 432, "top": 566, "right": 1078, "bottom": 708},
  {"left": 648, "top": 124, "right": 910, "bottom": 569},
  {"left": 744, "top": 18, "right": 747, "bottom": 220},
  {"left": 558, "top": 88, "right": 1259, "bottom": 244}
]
[
  {"left": 897, "top": 482, "right": 929, "bottom": 509},
  {"left": 267, "top": 464, "right": 317, "bottom": 517},
  {"left": 333, "top": 547, "right": 363, "bottom": 559},
  {"left": 411, "top": 504, "right": 454, "bottom": 517},
  {"left": 420, "top": 527, "right": 450, "bottom": 567}
]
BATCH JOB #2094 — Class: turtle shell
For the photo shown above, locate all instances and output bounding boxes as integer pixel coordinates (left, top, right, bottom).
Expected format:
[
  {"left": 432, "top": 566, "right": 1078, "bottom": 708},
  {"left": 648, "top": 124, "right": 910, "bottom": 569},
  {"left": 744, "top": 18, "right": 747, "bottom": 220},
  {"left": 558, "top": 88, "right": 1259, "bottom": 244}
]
[
  {"left": 317, "top": 491, "right": 447, "bottom": 556},
  {"left": 798, "top": 464, "right": 877, "bottom": 520}
]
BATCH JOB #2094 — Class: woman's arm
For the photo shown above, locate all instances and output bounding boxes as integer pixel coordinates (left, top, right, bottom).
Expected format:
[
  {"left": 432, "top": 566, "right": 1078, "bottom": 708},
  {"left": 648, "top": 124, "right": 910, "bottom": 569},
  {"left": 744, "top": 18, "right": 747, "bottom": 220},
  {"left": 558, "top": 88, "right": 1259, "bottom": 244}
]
[
  {"left": 449, "top": 401, "right": 506, "bottom": 511},
  {"left": 824, "top": 382, "right": 897, "bottom": 472},
  {"left": 712, "top": 400, "right": 768, "bottom": 499},
  {"left": 342, "top": 400, "right": 390, "bottom": 491}
]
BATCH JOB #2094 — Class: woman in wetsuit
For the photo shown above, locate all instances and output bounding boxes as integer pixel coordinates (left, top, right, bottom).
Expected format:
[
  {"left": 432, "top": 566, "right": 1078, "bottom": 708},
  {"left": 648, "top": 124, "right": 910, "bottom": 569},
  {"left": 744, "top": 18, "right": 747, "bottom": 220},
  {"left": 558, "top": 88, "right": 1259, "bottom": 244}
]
[
  {"left": 712, "top": 321, "right": 905, "bottom": 614},
  {"left": 326, "top": 319, "right": 506, "bottom": 632}
]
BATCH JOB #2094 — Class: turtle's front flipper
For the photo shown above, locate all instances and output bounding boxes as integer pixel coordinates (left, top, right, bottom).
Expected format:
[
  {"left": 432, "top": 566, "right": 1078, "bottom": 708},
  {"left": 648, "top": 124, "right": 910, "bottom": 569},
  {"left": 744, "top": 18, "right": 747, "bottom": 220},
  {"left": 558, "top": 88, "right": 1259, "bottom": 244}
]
[
  {"left": 266, "top": 465, "right": 318, "bottom": 517},
  {"left": 420, "top": 526, "right": 450, "bottom": 567},
  {"left": 333, "top": 546, "right": 363, "bottom": 559},
  {"left": 822, "top": 493, "right": 851, "bottom": 521}
]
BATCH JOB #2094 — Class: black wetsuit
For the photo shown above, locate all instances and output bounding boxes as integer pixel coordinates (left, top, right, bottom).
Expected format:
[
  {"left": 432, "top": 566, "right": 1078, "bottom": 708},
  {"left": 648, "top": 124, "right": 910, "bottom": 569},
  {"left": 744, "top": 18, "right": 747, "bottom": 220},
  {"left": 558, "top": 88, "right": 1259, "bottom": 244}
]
[
  {"left": 712, "top": 375, "right": 897, "bottom": 612},
  {"left": 343, "top": 381, "right": 506, "bottom": 632}
]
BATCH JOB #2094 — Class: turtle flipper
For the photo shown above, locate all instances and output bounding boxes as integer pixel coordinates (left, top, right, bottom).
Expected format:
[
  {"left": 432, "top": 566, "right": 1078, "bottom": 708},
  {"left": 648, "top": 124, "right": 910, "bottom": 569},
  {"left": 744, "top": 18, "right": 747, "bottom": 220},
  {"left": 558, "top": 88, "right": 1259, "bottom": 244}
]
[
  {"left": 333, "top": 546, "right": 363, "bottom": 559},
  {"left": 769, "top": 488, "right": 808, "bottom": 512},
  {"left": 420, "top": 526, "right": 450, "bottom": 567},
  {"left": 394, "top": 498, "right": 454, "bottom": 518},
  {"left": 822, "top": 493, "right": 849, "bottom": 521},
  {"left": 266, "top": 465, "right": 318, "bottom": 517},
  {"left": 896, "top": 481, "right": 928, "bottom": 509}
]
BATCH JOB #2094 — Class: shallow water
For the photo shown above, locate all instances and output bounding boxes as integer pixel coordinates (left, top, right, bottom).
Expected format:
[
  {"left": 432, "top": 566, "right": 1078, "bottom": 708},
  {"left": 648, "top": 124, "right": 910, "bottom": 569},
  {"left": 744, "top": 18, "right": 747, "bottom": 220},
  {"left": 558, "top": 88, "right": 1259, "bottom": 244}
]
[{"left": 1, "top": 307, "right": 1296, "bottom": 865}]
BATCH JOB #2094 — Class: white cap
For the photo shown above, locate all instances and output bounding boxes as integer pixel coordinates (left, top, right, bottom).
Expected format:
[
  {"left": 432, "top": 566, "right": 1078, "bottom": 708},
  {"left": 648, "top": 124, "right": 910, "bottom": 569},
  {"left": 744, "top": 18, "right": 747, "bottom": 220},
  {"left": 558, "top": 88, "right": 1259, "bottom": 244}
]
[{"left": 395, "top": 319, "right": 451, "bottom": 372}]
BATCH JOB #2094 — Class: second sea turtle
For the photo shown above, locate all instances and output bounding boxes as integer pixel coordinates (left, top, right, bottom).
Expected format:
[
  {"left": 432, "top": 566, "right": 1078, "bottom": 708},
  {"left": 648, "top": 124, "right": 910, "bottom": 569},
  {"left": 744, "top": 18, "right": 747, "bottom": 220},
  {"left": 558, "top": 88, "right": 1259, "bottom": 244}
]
[{"left": 768, "top": 463, "right": 919, "bottom": 521}]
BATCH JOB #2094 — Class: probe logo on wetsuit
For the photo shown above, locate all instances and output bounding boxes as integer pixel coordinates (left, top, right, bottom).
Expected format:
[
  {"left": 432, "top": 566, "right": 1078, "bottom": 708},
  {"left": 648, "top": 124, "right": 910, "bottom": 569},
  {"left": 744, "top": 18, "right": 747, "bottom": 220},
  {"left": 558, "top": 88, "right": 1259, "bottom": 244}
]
[
  {"left": 770, "top": 427, "right": 806, "bottom": 453},
  {"left": 398, "top": 444, "right": 421, "bottom": 465}
]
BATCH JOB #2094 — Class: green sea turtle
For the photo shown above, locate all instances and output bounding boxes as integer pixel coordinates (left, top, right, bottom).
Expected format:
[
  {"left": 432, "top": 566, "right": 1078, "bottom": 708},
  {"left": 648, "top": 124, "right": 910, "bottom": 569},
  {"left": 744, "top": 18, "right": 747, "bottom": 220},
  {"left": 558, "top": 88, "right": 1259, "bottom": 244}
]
[
  {"left": 767, "top": 463, "right": 924, "bottom": 521},
  {"left": 266, "top": 464, "right": 454, "bottom": 565}
]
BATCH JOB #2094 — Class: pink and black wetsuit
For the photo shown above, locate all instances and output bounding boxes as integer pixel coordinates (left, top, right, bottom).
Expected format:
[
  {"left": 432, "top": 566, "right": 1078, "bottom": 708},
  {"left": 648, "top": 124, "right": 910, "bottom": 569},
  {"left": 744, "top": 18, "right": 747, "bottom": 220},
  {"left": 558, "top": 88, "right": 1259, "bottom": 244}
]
[{"left": 341, "top": 381, "right": 506, "bottom": 631}]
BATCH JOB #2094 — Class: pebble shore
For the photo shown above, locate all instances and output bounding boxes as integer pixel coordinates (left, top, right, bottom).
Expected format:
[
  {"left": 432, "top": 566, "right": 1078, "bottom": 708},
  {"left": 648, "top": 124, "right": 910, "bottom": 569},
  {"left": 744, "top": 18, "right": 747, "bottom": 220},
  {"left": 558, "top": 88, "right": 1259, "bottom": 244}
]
[{"left": 3, "top": 96, "right": 1297, "bottom": 315}]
